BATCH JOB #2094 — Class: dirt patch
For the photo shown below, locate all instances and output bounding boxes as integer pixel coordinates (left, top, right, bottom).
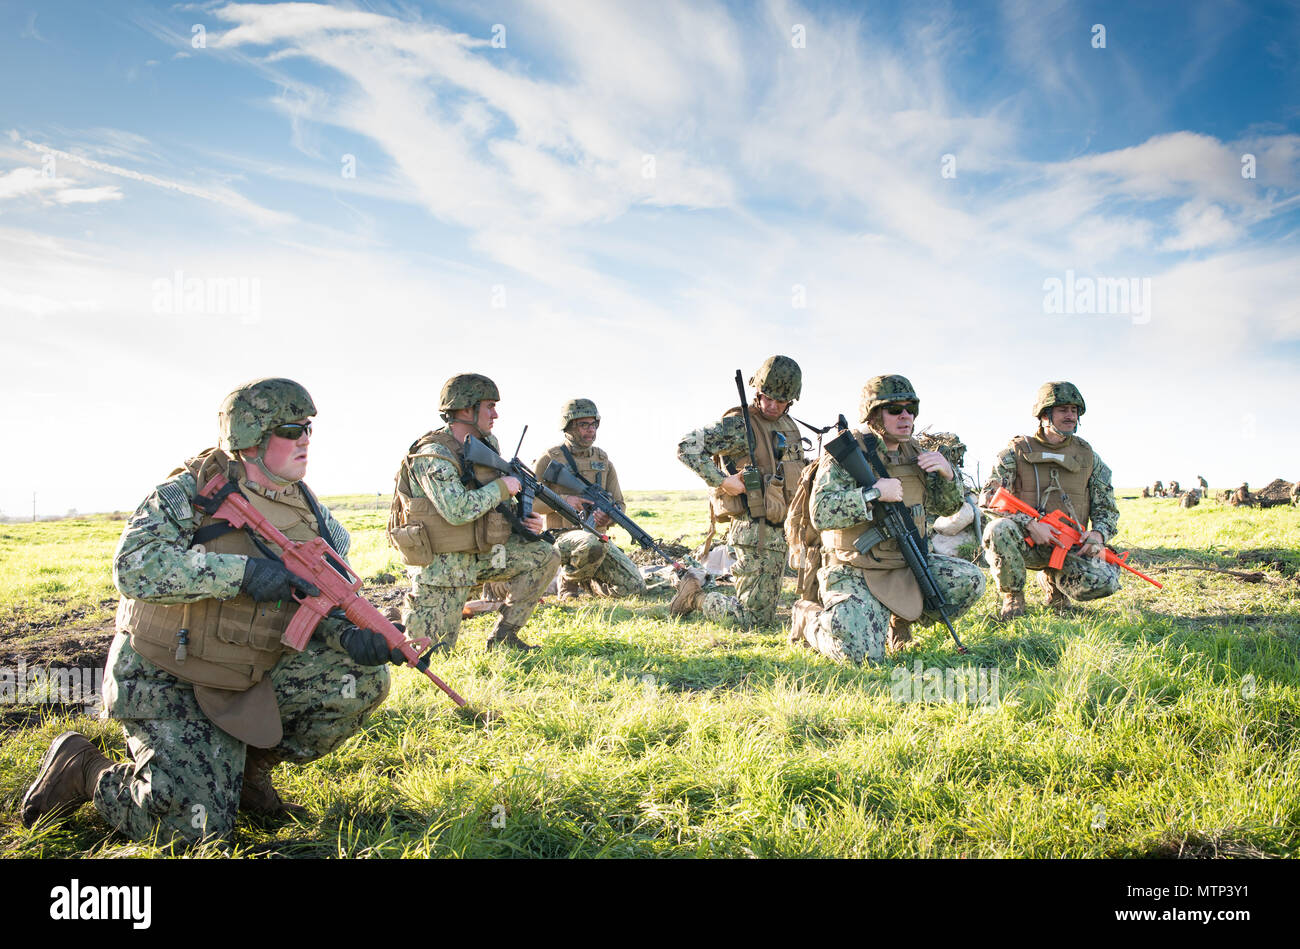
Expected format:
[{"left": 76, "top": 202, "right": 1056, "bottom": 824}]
[{"left": 1236, "top": 548, "right": 1300, "bottom": 578}]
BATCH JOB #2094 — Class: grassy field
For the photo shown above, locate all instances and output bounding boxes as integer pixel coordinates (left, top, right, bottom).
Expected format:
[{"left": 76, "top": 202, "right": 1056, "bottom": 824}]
[{"left": 1, "top": 492, "right": 1297, "bottom": 858}]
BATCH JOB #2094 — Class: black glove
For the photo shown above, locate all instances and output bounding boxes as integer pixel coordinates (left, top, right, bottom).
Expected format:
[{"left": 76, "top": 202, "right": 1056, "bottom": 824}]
[
  {"left": 241, "top": 557, "right": 321, "bottom": 603},
  {"left": 339, "top": 625, "right": 406, "bottom": 667}
]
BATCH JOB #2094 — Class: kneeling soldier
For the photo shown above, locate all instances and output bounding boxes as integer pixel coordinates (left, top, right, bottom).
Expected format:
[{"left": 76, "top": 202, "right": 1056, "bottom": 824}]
[
  {"left": 22, "top": 378, "right": 394, "bottom": 845},
  {"left": 981, "top": 382, "right": 1120, "bottom": 619},
  {"left": 797, "top": 375, "right": 985, "bottom": 664},
  {"left": 534, "top": 398, "right": 646, "bottom": 598},
  {"left": 387, "top": 374, "right": 560, "bottom": 651}
]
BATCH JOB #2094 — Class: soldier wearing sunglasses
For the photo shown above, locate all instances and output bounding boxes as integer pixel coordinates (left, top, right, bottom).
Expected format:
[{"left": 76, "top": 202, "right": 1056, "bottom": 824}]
[
  {"left": 22, "top": 378, "right": 396, "bottom": 846},
  {"left": 795, "top": 375, "right": 985, "bottom": 664}
]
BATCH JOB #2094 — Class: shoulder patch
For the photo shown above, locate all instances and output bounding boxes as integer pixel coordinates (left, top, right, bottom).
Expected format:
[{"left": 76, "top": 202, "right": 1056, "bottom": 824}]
[{"left": 157, "top": 481, "right": 194, "bottom": 522}]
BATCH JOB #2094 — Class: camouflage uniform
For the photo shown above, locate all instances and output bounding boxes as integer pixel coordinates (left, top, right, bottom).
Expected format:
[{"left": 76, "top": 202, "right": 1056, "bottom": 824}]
[
  {"left": 400, "top": 428, "right": 559, "bottom": 648},
  {"left": 981, "top": 382, "right": 1121, "bottom": 604},
  {"left": 676, "top": 358, "right": 805, "bottom": 628},
  {"left": 806, "top": 432, "right": 985, "bottom": 665},
  {"left": 534, "top": 403, "right": 645, "bottom": 598},
  {"left": 87, "top": 380, "right": 389, "bottom": 846}
]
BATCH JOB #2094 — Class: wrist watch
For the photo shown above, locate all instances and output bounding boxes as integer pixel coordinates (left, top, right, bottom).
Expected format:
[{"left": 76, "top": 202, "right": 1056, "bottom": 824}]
[{"left": 861, "top": 487, "right": 881, "bottom": 505}]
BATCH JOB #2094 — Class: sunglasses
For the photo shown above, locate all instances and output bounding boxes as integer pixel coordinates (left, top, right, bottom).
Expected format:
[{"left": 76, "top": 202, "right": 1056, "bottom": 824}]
[
  {"left": 271, "top": 422, "right": 312, "bottom": 439},
  {"left": 883, "top": 403, "right": 917, "bottom": 416}
]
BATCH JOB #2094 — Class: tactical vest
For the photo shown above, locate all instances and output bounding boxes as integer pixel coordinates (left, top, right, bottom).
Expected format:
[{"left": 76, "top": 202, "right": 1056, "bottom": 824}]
[
  {"left": 1010, "top": 432, "right": 1095, "bottom": 526},
  {"left": 538, "top": 442, "right": 617, "bottom": 532},
  {"left": 821, "top": 434, "right": 927, "bottom": 572},
  {"left": 387, "top": 428, "right": 510, "bottom": 564},
  {"left": 711, "top": 404, "right": 804, "bottom": 525},
  {"left": 117, "top": 449, "right": 323, "bottom": 692}
]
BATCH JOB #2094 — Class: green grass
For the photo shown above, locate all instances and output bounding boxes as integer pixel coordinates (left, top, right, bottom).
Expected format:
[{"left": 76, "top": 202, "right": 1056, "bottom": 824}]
[{"left": 1, "top": 493, "right": 1297, "bottom": 858}]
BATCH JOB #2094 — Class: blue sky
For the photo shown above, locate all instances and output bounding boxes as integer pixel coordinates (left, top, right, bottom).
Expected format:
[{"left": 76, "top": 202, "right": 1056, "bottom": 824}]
[{"left": 2, "top": 0, "right": 1298, "bottom": 516}]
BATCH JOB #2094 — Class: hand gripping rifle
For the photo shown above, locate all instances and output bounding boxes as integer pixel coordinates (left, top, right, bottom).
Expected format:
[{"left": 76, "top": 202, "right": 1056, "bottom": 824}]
[
  {"left": 195, "top": 472, "right": 467, "bottom": 707},
  {"left": 823, "top": 429, "right": 968, "bottom": 653},
  {"left": 540, "top": 459, "right": 702, "bottom": 575},
  {"left": 985, "top": 487, "right": 1162, "bottom": 589},
  {"left": 461, "top": 435, "right": 607, "bottom": 542}
]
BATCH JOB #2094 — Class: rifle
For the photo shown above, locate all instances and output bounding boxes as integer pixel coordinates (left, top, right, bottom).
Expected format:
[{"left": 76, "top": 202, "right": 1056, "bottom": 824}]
[
  {"left": 985, "top": 487, "right": 1163, "bottom": 589},
  {"left": 540, "top": 459, "right": 701, "bottom": 575},
  {"left": 462, "top": 435, "right": 607, "bottom": 542},
  {"left": 733, "top": 369, "right": 766, "bottom": 520},
  {"left": 824, "top": 429, "right": 968, "bottom": 653},
  {"left": 195, "top": 472, "right": 467, "bottom": 707}
]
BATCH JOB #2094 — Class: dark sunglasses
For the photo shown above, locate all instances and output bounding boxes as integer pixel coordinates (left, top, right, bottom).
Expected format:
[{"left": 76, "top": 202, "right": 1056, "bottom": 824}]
[
  {"left": 883, "top": 403, "right": 917, "bottom": 416},
  {"left": 271, "top": 422, "right": 312, "bottom": 439}
]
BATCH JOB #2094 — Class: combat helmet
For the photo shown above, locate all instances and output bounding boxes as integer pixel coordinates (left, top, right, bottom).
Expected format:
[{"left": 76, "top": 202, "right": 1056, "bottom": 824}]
[
  {"left": 1032, "top": 382, "right": 1086, "bottom": 418},
  {"left": 218, "top": 378, "right": 316, "bottom": 452},
  {"left": 559, "top": 398, "right": 600, "bottom": 431},
  {"left": 439, "top": 373, "right": 500, "bottom": 416},
  {"left": 859, "top": 374, "right": 919, "bottom": 423},
  {"left": 750, "top": 355, "right": 802, "bottom": 402}
]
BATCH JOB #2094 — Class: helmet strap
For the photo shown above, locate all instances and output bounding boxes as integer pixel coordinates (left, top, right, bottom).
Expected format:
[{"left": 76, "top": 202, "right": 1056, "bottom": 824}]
[{"left": 245, "top": 436, "right": 297, "bottom": 487}]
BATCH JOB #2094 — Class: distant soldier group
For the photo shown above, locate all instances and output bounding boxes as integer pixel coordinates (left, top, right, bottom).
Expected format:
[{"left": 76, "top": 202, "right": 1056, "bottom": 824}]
[{"left": 22, "top": 365, "right": 1146, "bottom": 848}]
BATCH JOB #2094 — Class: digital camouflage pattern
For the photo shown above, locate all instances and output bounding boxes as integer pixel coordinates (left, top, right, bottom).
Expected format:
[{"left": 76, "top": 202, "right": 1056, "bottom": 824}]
[
  {"left": 677, "top": 412, "right": 792, "bottom": 628},
  {"left": 401, "top": 428, "right": 559, "bottom": 647},
  {"left": 804, "top": 429, "right": 981, "bottom": 664},
  {"left": 112, "top": 464, "right": 350, "bottom": 602},
  {"left": 750, "top": 355, "right": 802, "bottom": 402},
  {"left": 698, "top": 528, "right": 787, "bottom": 627},
  {"left": 97, "top": 631, "right": 388, "bottom": 846},
  {"left": 439, "top": 374, "right": 500, "bottom": 413},
  {"left": 810, "top": 435, "right": 965, "bottom": 532},
  {"left": 553, "top": 529, "right": 646, "bottom": 596},
  {"left": 983, "top": 517, "right": 1120, "bottom": 600},
  {"left": 402, "top": 533, "right": 558, "bottom": 648},
  {"left": 803, "top": 556, "right": 985, "bottom": 665},
  {"left": 559, "top": 398, "right": 600, "bottom": 429},
  {"left": 980, "top": 441, "right": 1120, "bottom": 544},
  {"left": 1032, "top": 381, "right": 1087, "bottom": 418},
  {"left": 218, "top": 378, "right": 316, "bottom": 452},
  {"left": 859, "top": 374, "right": 919, "bottom": 423}
]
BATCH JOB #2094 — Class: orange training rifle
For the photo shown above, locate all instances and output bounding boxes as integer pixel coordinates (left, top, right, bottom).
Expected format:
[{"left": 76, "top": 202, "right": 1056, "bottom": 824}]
[
  {"left": 986, "top": 486, "right": 1162, "bottom": 589},
  {"left": 196, "top": 472, "right": 467, "bottom": 707}
]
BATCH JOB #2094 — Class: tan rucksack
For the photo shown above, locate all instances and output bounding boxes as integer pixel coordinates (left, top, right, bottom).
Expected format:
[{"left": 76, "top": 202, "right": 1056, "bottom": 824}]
[{"left": 783, "top": 457, "right": 823, "bottom": 602}]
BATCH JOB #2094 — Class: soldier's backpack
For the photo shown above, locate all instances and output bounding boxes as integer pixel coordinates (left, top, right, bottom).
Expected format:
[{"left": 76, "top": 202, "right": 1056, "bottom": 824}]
[{"left": 783, "top": 457, "right": 823, "bottom": 603}]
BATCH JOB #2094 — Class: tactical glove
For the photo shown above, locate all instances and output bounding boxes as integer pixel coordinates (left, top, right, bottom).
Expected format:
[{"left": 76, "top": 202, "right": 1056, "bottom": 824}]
[
  {"left": 339, "top": 625, "right": 406, "bottom": 667},
  {"left": 240, "top": 557, "right": 321, "bottom": 603}
]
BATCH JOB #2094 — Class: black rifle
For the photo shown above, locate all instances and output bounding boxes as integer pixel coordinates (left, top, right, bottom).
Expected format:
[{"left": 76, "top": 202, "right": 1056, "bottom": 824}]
[
  {"left": 462, "top": 435, "right": 605, "bottom": 542},
  {"left": 823, "top": 428, "right": 968, "bottom": 653},
  {"left": 733, "top": 369, "right": 765, "bottom": 519},
  {"left": 540, "top": 459, "right": 701, "bottom": 574}
]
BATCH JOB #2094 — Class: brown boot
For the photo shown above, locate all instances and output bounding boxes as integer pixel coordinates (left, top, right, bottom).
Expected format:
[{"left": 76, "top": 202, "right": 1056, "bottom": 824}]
[
  {"left": 887, "top": 615, "right": 914, "bottom": 652},
  {"left": 558, "top": 577, "right": 586, "bottom": 599},
  {"left": 999, "top": 591, "right": 1027, "bottom": 621},
  {"left": 790, "top": 599, "right": 822, "bottom": 648},
  {"left": 240, "top": 748, "right": 307, "bottom": 818},
  {"left": 486, "top": 620, "right": 538, "bottom": 652},
  {"left": 1037, "top": 571, "right": 1076, "bottom": 612},
  {"left": 20, "top": 731, "right": 112, "bottom": 827},
  {"left": 669, "top": 574, "right": 703, "bottom": 616}
]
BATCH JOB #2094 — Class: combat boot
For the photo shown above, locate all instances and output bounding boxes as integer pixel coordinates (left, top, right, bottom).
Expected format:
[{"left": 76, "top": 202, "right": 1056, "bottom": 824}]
[
  {"left": 558, "top": 576, "right": 586, "bottom": 599},
  {"left": 486, "top": 620, "right": 538, "bottom": 652},
  {"left": 1037, "top": 571, "right": 1076, "bottom": 613},
  {"left": 21, "top": 731, "right": 112, "bottom": 827},
  {"left": 887, "top": 615, "right": 914, "bottom": 652},
  {"left": 999, "top": 591, "right": 1027, "bottom": 621},
  {"left": 240, "top": 748, "right": 307, "bottom": 818},
  {"left": 790, "top": 599, "right": 822, "bottom": 649},
  {"left": 669, "top": 574, "right": 703, "bottom": 616}
]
